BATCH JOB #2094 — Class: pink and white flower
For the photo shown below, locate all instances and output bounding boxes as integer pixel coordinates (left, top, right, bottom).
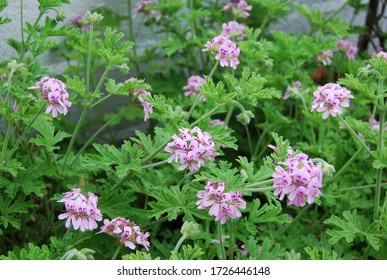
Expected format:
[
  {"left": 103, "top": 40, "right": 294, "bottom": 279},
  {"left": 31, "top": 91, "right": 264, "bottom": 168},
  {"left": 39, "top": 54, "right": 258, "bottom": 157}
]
[
  {"left": 58, "top": 188, "right": 103, "bottom": 231},
  {"left": 100, "top": 217, "right": 150, "bottom": 251},
  {"left": 132, "top": 0, "right": 162, "bottom": 21},
  {"left": 183, "top": 76, "right": 206, "bottom": 101},
  {"left": 311, "top": 83, "right": 354, "bottom": 119},
  {"left": 165, "top": 127, "right": 218, "bottom": 172},
  {"left": 222, "top": 0, "right": 252, "bottom": 18},
  {"left": 221, "top": 21, "right": 246, "bottom": 41},
  {"left": 197, "top": 180, "right": 246, "bottom": 224},
  {"left": 30, "top": 76, "right": 72, "bottom": 118},
  {"left": 272, "top": 152, "right": 323, "bottom": 207}
]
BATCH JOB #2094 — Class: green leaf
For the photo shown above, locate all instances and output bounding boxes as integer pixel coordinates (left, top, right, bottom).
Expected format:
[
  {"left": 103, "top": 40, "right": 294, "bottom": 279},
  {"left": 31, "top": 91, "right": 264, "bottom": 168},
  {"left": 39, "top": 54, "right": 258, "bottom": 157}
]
[
  {"left": 98, "top": 27, "right": 133, "bottom": 65},
  {"left": 223, "top": 68, "right": 281, "bottom": 106},
  {"left": 198, "top": 77, "right": 233, "bottom": 104},
  {"left": 244, "top": 199, "right": 290, "bottom": 235},
  {"left": 237, "top": 156, "right": 274, "bottom": 182},
  {"left": 122, "top": 251, "right": 159, "bottom": 260},
  {"left": 0, "top": 196, "right": 36, "bottom": 230},
  {"left": 170, "top": 244, "right": 204, "bottom": 260},
  {"left": 304, "top": 246, "right": 339, "bottom": 260},
  {"left": 0, "top": 158, "right": 25, "bottom": 177},
  {"left": 338, "top": 74, "right": 377, "bottom": 101},
  {"left": 148, "top": 185, "right": 203, "bottom": 221},
  {"left": 324, "top": 210, "right": 382, "bottom": 251},
  {"left": 38, "top": 0, "right": 70, "bottom": 9},
  {"left": 64, "top": 75, "right": 86, "bottom": 97},
  {"left": 30, "top": 120, "right": 71, "bottom": 152}
]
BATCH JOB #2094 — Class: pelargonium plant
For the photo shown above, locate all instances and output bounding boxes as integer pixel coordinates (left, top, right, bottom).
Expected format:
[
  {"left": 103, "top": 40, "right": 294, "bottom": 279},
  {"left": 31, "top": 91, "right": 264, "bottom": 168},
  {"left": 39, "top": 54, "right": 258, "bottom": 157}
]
[{"left": 1, "top": 0, "right": 386, "bottom": 263}]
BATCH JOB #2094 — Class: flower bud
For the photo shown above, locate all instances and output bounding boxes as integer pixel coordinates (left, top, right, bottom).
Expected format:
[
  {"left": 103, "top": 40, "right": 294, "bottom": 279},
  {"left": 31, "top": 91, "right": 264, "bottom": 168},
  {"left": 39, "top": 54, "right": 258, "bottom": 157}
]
[
  {"left": 85, "top": 11, "right": 104, "bottom": 24},
  {"left": 61, "top": 248, "right": 95, "bottom": 260},
  {"left": 180, "top": 221, "right": 200, "bottom": 240},
  {"left": 7, "top": 60, "right": 25, "bottom": 73},
  {"left": 312, "top": 158, "right": 335, "bottom": 178},
  {"left": 236, "top": 110, "right": 254, "bottom": 125}
]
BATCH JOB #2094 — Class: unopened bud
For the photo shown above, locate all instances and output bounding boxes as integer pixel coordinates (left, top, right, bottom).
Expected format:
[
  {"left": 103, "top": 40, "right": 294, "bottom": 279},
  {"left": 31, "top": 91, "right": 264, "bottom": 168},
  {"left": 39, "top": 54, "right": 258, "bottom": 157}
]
[
  {"left": 180, "top": 221, "right": 200, "bottom": 240},
  {"left": 85, "top": 11, "right": 103, "bottom": 24},
  {"left": 236, "top": 110, "right": 254, "bottom": 125}
]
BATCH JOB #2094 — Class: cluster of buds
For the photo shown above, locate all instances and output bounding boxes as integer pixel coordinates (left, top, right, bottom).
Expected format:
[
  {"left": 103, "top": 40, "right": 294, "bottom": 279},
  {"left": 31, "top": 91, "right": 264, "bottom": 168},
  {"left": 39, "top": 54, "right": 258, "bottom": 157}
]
[
  {"left": 272, "top": 152, "right": 323, "bottom": 207},
  {"left": 58, "top": 188, "right": 103, "bottom": 232},
  {"left": 100, "top": 217, "right": 150, "bottom": 251},
  {"left": 165, "top": 127, "right": 218, "bottom": 172},
  {"left": 29, "top": 76, "right": 72, "bottom": 118},
  {"left": 197, "top": 180, "right": 246, "bottom": 224},
  {"left": 203, "top": 35, "right": 240, "bottom": 69},
  {"left": 311, "top": 83, "right": 354, "bottom": 119}
]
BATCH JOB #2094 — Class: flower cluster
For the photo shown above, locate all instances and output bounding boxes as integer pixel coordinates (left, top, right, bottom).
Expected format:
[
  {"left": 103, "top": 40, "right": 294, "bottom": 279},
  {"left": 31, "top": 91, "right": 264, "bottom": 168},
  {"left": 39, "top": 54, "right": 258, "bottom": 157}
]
[
  {"left": 203, "top": 35, "right": 240, "bottom": 69},
  {"left": 30, "top": 76, "right": 72, "bottom": 118},
  {"left": 183, "top": 75, "right": 206, "bottom": 101},
  {"left": 165, "top": 127, "right": 218, "bottom": 172},
  {"left": 311, "top": 83, "right": 354, "bottom": 119},
  {"left": 272, "top": 152, "right": 323, "bottom": 207},
  {"left": 221, "top": 21, "right": 246, "bottom": 41},
  {"left": 335, "top": 40, "right": 357, "bottom": 60},
  {"left": 222, "top": 0, "right": 252, "bottom": 18},
  {"left": 196, "top": 180, "right": 246, "bottom": 224},
  {"left": 58, "top": 188, "right": 103, "bottom": 232},
  {"left": 317, "top": 40, "right": 357, "bottom": 65},
  {"left": 100, "top": 217, "right": 150, "bottom": 251},
  {"left": 132, "top": 0, "right": 161, "bottom": 21},
  {"left": 70, "top": 14, "right": 90, "bottom": 32}
]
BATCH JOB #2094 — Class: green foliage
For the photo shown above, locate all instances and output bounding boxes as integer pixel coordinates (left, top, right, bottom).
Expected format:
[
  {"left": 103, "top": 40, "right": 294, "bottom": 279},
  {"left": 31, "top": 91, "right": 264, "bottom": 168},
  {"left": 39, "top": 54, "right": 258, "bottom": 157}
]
[
  {"left": 122, "top": 251, "right": 159, "bottom": 260},
  {"left": 244, "top": 199, "right": 290, "bottom": 235},
  {"left": 324, "top": 210, "right": 382, "bottom": 251},
  {"left": 0, "top": 0, "right": 11, "bottom": 25},
  {"left": 0, "top": 196, "right": 36, "bottom": 231},
  {"left": 304, "top": 246, "right": 339, "bottom": 260},
  {"left": 30, "top": 119, "right": 71, "bottom": 152},
  {"left": 170, "top": 244, "right": 205, "bottom": 260}
]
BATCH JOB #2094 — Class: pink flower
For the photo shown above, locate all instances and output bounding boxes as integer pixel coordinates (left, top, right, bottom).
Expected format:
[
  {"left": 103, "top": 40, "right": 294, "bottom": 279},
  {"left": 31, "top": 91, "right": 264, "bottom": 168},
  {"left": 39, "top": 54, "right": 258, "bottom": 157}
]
[
  {"left": 221, "top": 21, "right": 246, "bottom": 41},
  {"left": 336, "top": 40, "right": 357, "bottom": 60},
  {"left": 376, "top": 51, "right": 387, "bottom": 60},
  {"left": 203, "top": 35, "right": 241, "bottom": 70},
  {"left": 132, "top": 0, "right": 162, "bottom": 21},
  {"left": 311, "top": 83, "right": 354, "bottom": 119},
  {"left": 29, "top": 76, "right": 72, "bottom": 118},
  {"left": 70, "top": 14, "right": 90, "bottom": 32},
  {"left": 1, "top": 73, "right": 6, "bottom": 80},
  {"left": 222, "top": 0, "right": 252, "bottom": 18},
  {"left": 58, "top": 188, "right": 103, "bottom": 232},
  {"left": 197, "top": 180, "right": 246, "bottom": 224},
  {"left": 183, "top": 76, "right": 206, "bottom": 101},
  {"left": 165, "top": 127, "right": 218, "bottom": 172},
  {"left": 317, "top": 50, "right": 334, "bottom": 65},
  {"left": 99, "top": 217, "right": 150, "bottom": 251},
  {"left": 272, "top": 152, "right": 323, "bottom": 207},
  {"left": 133, "top": 88, "right": 153, "bottom": 121},
  {"left": 283, "top": 81, "right": 302, "bottom": 100}
]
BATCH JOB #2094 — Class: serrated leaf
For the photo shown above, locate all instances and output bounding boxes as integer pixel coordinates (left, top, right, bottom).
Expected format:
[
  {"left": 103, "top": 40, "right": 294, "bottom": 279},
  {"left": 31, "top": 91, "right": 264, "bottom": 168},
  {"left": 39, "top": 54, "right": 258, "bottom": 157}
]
[
  {"left": 304, "top": 246, "right": 339, "bottom": 260},
  {"left": 148, "top": 185, "right": 202, "bottom": 221},
  {"left": 324, "top": 210, "right": 382, "bottom": 251},
  {"left": 30, "top": 120, "right": 70, "bottom": 152},
  {"left": 0, "top": 196, "right": 35, "bottom": 230},
  {"left": 122, "top": 251, "right": 159, "bottom": 260},
  {"left": 338, "top": 74, "right": 377, "bottom": 101},
  {"left": 237, "top": 156, "right": 274, "bottom": 182},
  {"left": 38, "top": 0, "right": 70, "bottom": 9},
  {"left": 170, "top": 244, "right": 204, "bottom": 260},
  {"left": 0, "top": 159, "right": 25, "bottom": 177}
]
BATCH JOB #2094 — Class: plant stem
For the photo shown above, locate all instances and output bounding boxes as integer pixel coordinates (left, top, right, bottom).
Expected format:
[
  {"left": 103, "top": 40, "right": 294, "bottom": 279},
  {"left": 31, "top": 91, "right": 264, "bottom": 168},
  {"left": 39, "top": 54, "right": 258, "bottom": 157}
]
[
  {"left": 61, "top": 107, "right": 89, "bottom": 175},
  {"left": 186, "top": 60, "right": 219, "bottom": 120},
  {"left": 337, "top": 115, "right": 374, "bottom": 158},
  {"left": 328, "top": 147, "right": 364, "bottom": 183},
  {"left": 340, "top": 182, "right": 387, "bottom": 192},
  {"left": 324, "top": 2, "right": 348, "bottom": 23},
  {"left": 18, "top": 10, "right": 44, "bottom": 63},
  {"left": 282, "top": 205, "right": 311, "bottom": 233},
  {"left": 142, "top": 159, "right": 169, "bottom": 169},
  {"left": 224, "top": 105, "right": 234, "bottom": 125},
  {"left": 4, "top": 103, "right": 45, "bottom": 165},
  {"left": 245, "top": 125, "right": 253, "bottom": 160},
  {"left": 111, "top": 244, "right": 123, "bottom": 260},
  {"left": 190, "top": 104, "right": 221, "bottom": 127},
  {"left": 85, "top": 23, "right": 94, "bottom": 96},
  {"left": 374, "top": 98, "right": 385, "bottom": 221},
  {"left": 245, "top": 178, "right": 274, "bottom": 189},
  {"left": 173, "top": 234, "right": 188, "bottom": 253},
  {"left": 218, "top": 222, "right": 226, "bottom": 260},
  {"left": 244, "top": 186, "right": 275, "bottom": 192},
  {"left": 69, "top": 105, "right": 131, "bottom": 168}
]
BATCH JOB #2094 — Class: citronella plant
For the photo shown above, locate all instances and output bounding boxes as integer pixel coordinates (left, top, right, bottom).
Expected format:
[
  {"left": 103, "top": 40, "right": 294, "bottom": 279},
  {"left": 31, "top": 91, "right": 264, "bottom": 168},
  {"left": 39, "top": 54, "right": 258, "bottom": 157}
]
[{"left": 1, "top": 0, "right": 386, "bottom": 261}]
